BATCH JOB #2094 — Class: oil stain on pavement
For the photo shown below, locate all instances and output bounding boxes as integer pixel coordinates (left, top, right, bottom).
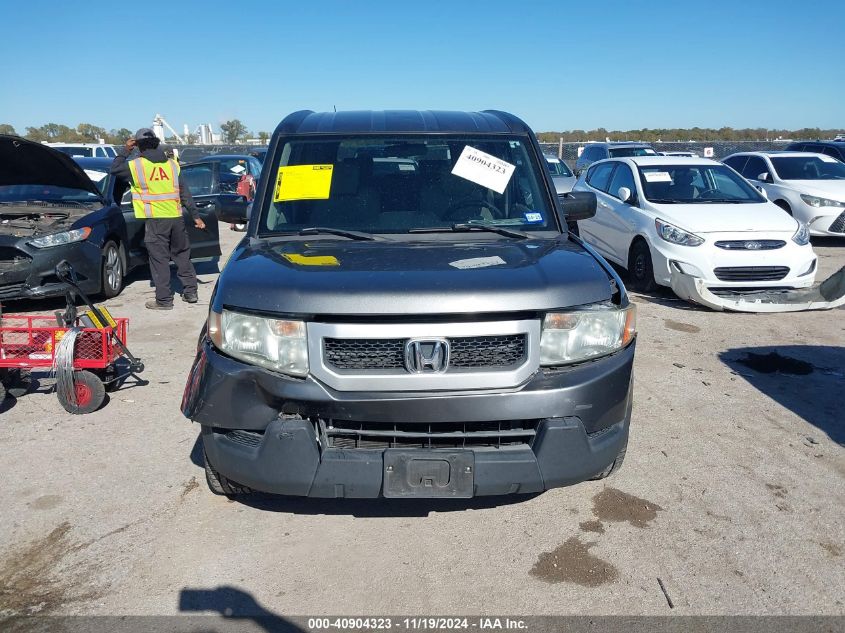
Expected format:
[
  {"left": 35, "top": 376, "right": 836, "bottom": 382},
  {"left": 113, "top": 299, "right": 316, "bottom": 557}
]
[
  {"left": 0, "top": 522, "right": 100, "bottom": 615},
  {"left": 530, "top": 537, "right": 619, "bottom": 586},
  {"left": 579, "top": 520, "right": 605, "bottom": 534},
  {"left": 664, "top": 319, "right": 701, "bottom": 333},
  {"left": 27, "top": 495, "right": 63, "bottom": 510},
  {"left": 592, "top": 487, "right": 664, "bottom": 528}
]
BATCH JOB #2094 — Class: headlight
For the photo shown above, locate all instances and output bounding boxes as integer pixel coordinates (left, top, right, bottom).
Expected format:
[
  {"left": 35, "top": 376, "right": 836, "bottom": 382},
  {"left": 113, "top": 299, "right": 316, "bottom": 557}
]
[
  {"left": 792, "top": 221, "right": 810, "bottom": 246},
  {"left": 28, "top": 227, "right": 91, "bottom": 248},
  {"left": 540, "top": 304, "right": 636, "bottom": 366},
  {"left": 208, "top": 309, "right": 308, "bottom": 376},
  {"left": 654, "top": 219, "right": 703, "bottom": 246},
  {"left": 800, "top": 194, "right": 844, "bottom": 208}
]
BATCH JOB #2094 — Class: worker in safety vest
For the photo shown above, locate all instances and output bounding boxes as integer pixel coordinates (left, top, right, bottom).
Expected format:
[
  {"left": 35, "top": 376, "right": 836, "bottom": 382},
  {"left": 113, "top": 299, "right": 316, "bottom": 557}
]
[{"left": 109, "top": 128, "right": 206, "bottom": 310}]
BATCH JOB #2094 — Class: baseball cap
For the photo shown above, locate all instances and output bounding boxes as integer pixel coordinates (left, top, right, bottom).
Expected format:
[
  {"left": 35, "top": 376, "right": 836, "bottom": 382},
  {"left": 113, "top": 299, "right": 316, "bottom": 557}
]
[{"left": 134, "top": 128, "right": 157, "bottom": 141}]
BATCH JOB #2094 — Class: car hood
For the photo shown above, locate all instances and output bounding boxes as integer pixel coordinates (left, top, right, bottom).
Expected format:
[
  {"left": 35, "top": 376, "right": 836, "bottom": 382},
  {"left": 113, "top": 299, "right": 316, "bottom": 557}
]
[
  {"left": 0, "top": 134, "right": 103, "bottom": 197},
  {"left": 551, "top": 175, "right": 577, "bottom": 194},
  {"left": 784, "top": 180, "right": 845, "bottom": 201},
  {"left": 215, "top": 238, "right": 615, "bottom": 316},
  {"left": 649, "top": 201, "right": 798, "bottom": 234}
]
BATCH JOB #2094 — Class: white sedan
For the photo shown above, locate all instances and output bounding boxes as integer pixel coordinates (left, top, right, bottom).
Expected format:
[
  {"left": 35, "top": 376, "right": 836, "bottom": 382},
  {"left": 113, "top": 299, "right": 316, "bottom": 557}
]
[
  {"left": 572, "top": 157, "right": 817, "bottom": 306},
  {"left": 722, "top": 151, "right": 845, "bottom": 236}
]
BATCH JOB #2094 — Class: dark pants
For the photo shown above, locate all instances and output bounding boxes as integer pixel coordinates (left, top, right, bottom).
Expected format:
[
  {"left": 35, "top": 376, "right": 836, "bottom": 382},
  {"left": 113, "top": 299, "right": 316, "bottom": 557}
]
[{"left": 143, "top": 218, "right": 197, "bottom": 305}]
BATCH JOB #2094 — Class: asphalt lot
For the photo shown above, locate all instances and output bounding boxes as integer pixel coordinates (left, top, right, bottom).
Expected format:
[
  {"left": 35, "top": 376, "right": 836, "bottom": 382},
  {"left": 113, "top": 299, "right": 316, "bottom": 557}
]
[{"left": 0, "top": 227, "right": 843, "bottom": 619}]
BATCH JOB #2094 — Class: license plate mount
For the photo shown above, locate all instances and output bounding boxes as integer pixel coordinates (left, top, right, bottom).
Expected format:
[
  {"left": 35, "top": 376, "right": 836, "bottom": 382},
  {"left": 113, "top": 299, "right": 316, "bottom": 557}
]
[{"left": 383, "top": 450, "right": 474, "bottom": 498}]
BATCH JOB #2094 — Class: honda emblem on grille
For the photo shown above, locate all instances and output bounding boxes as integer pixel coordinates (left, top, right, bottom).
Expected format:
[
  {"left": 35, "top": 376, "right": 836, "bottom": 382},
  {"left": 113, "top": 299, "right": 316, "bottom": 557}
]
[{"left": 404, "top": 339, "right": 450, "bottom": 373}]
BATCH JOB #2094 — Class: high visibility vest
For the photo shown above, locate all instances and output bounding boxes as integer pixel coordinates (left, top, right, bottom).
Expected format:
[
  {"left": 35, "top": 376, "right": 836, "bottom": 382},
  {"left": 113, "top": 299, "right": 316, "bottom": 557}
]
[{"left": 127, "top": 157, "right": 182, "bottom": 219}]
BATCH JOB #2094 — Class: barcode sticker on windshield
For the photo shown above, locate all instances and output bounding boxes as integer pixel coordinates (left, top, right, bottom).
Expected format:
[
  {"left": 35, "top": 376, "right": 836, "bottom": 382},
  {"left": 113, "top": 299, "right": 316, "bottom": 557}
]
[
  {"left": 819, "top": 155, "right": 837, "bottom": 163},
  {"left": 274, "top": 165, "right": 333, "bottom": 202},
  {"left": 451, "top": 146, "right": 515, "bottom": 194},
  {"left": 644, "top": 171, "right": 673, "bottom": 183}
]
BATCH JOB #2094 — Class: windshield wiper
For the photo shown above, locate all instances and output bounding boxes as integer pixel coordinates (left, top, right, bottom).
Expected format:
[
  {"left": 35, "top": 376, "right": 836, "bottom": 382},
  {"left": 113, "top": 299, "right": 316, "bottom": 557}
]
[
  {"left": 646, "top": 199, "right": 680, "bottom": 204},
  {"left": 409, "top": 223, "right": 529, "bottom": 239},
  {"left": 297, "top": 227, "right": 378, "bottom": 241}
]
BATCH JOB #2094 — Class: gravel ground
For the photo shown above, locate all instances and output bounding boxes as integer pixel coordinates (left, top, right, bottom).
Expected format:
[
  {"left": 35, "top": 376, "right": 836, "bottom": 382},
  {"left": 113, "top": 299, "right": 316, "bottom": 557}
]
[{"left": 0, "top": 228, "right": 843, "bottom": 619}]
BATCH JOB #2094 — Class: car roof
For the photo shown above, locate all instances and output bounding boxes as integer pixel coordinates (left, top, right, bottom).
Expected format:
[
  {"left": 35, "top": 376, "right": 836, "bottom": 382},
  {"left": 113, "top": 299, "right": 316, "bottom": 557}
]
[
  {"left": 726, "top": 151, "right": 829, "bottom": 158},
  {"left": 619, "top": 156, "right": 721, "bottom": 166},
  {"left": 586, "top": 141, "right": 653, "bottom": 148},
  {"left": 273, "top": 110, "right": 532, "bottom": 136},
  {"left": 72, "top": 156, "right": 113, "bottom": 169},
  {"left": 200, "top": 154, "right": 255, "bottom": 160},
  {"left": 787, "top": 140, "right": 845, "bottom": 147}
]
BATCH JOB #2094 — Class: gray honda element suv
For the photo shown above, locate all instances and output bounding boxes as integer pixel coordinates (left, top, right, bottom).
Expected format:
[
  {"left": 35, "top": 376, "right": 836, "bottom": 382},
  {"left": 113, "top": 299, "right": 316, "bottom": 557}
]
[{"left": 182, "top": 109, "right": 636, "bottom": 499}]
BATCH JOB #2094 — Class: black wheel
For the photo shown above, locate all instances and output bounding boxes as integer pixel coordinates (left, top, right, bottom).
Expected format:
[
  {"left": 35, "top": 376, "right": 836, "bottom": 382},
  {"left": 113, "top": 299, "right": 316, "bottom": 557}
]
[
  {"left": 591, "top": 436, "right": 628, "bottom": 480},
  {"left": 100, "top": 240, "right": 125, "bottom": 299},
  {"left": 203, "top": 444, "right": 251, "bottom": 496},
  {"left": 774, "top": 200, "right": 792, "bottom": 215},
  {"left": 57, "top": 370, "right": 106, "bottom": 415},
  {"left": 627, "top": 239, "right": 656, "bottom": 292}
]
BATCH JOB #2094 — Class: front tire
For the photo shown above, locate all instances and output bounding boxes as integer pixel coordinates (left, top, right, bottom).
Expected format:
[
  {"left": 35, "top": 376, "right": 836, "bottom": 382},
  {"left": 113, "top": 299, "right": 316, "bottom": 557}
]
[
  {"left": 203, "top": 444, "right": 252, "bottom": 496},
  {"left": 100, "top": 240, "right": 125, "bottom": 299},
  {"left": 627, "top": 239, "right": 656, "bottom": 292}
]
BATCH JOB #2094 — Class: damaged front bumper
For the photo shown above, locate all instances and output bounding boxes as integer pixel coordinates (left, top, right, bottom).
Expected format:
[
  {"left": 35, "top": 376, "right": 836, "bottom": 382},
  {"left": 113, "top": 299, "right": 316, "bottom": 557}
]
[{"left": 670, "top": 263, "right": 845, "bottom": 312}]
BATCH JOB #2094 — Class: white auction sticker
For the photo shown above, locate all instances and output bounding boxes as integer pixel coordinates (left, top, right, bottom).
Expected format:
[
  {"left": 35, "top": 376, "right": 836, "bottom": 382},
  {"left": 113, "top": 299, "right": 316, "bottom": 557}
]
[
  {"left": 451, "top": 146, "right": 515, "bottom": 194},
  {"left": 643, "top": 171, "right": 673, "bottom": 183},
  {"left": 449, "top": 256, "right": 506, "bottom": 270}
]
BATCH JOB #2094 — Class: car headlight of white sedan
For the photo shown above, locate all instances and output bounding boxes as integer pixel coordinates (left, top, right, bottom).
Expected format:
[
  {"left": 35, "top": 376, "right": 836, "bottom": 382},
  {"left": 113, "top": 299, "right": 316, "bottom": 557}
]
[
  {"left": 654, "top": 219, "right": 704, "bottom": 246},
  {"left": 208, "top": 309, "right": 308, "bottom": 377},
  {"left": 800, "top": 194, "right": 844, "bottom": 209},
  {"left": 791, "top": 221, "right": 810, "bottom": 245}
]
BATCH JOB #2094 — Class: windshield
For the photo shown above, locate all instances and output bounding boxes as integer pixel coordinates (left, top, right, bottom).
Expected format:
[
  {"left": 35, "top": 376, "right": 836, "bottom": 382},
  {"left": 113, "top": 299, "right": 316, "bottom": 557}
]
[
  {"left": 639, "top": 164, "right": 764, "bottom": 204},
  {"left": 609, "top": 147, "right": 657, "bottom": 158},
  {"left": 259, "top": 135, "right": 557, "bottom": 235},
  {"left": 770, "top": 156, "right": 845, "bottom": 180},
  {"left": 545, "top": 158, "right": 573, "bottom": 177}
]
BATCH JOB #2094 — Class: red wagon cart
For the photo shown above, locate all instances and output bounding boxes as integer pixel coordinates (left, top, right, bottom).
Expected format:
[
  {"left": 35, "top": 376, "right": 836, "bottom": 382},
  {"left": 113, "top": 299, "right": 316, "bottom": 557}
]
[{"left": 0, "top": 262, "right": 144, "bottom": 414}]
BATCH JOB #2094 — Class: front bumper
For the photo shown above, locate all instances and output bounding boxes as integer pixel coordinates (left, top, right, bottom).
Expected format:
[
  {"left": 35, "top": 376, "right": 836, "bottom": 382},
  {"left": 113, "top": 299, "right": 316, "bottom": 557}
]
[
  {"left": 184, "top": 340, "right": 635, "bottom": 497},
  {"left": 670, "top": 264, "right": 845, "bottom": 312},
  {"left": 0, "top": 239, "right": 102, "bottom": 300},
  {"left": 649, "top": 234, "right": 817, "bottom": 289}
]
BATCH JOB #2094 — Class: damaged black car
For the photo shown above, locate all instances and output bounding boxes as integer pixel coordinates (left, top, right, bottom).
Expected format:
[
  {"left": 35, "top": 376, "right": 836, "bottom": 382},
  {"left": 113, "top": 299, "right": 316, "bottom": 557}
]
[{"left": 0, "top": 136, "right": 221, "bottom": 301}]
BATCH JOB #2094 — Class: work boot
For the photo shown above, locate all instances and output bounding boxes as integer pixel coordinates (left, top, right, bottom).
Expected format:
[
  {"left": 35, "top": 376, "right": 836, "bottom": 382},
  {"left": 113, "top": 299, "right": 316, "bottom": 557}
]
[
  {"left": 145, "top": 299, "right": 173, "bottom": 310},
  {"left": 182, "top": 292, "right": 198, "bottom": 304}
]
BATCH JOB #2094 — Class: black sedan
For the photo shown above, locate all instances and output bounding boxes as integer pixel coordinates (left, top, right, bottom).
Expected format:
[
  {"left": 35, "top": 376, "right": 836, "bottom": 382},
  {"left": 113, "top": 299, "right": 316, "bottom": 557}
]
[
  {"left": 180, "top": 155, "right": 262, "bottom": 225},
  {"left": 0, "top": 136, "right": 221, "bottom": 301}
]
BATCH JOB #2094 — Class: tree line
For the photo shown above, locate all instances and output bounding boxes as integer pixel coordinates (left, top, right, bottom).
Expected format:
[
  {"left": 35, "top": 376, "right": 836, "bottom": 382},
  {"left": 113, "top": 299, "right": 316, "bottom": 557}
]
[
  {"left": 2, "top": 121, "right": 839, "bottom": 145},
  {"left": 0, "top": 119, "right": 270, "bottom": 145},
  {"left": 535, "top": 127, "right": 841, "bottom": 143}
]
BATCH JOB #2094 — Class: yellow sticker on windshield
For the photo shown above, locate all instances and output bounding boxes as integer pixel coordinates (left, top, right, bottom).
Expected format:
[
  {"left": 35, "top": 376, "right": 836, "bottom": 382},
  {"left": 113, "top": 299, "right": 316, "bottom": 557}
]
[
  {"left": 282, "top": 254, "right": 340, "bottom": 267},
  {"left": 274, "top": 164, "right": 333, "bottom": 202}
]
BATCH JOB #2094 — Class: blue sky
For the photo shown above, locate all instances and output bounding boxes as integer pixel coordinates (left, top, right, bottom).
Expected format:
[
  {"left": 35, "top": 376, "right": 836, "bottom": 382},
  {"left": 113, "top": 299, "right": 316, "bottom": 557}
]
[{"left": 1, "top": 0, "right": 843, "bottom": 134}]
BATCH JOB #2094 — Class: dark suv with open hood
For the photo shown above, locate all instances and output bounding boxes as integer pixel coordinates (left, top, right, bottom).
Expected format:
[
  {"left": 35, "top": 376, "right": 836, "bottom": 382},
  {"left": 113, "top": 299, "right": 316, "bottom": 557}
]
[
  {"left": 0, "top": 136, "right": 221, "bottom": 301},
  {"left": 182, "top": 110, "right": 636, "bottom": 499}
]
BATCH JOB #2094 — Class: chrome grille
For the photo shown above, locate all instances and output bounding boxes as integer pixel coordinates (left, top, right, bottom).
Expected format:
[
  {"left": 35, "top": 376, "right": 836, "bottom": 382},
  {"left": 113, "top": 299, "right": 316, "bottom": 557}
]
[
  {"left": 830, "top": 210, "right": 845, "bottom": 233},
  {"left": 713, "top": 266, "right": 790, "bottom": 281}
]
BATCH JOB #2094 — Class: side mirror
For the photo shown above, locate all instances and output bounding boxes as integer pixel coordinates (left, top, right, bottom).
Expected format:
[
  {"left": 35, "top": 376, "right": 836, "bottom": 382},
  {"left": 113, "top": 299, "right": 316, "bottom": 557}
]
[
  {"left": 559, "top": 191, "right": 596, "bottom": 222},
  {"left": 617, "top": 186, "right": 633, "bottom": 203},
  {"left": 757, "top": 172, "right": 771, "bottom": 183}
]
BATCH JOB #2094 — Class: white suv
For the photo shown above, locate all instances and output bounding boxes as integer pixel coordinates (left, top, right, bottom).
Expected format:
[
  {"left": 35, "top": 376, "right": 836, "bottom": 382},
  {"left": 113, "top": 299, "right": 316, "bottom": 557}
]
[
  {"left": 723, "top": 151, "right": 845, "bottom": 236},
  {"left": 46, "top": 143, "right": 118, "bottom": 158}
]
